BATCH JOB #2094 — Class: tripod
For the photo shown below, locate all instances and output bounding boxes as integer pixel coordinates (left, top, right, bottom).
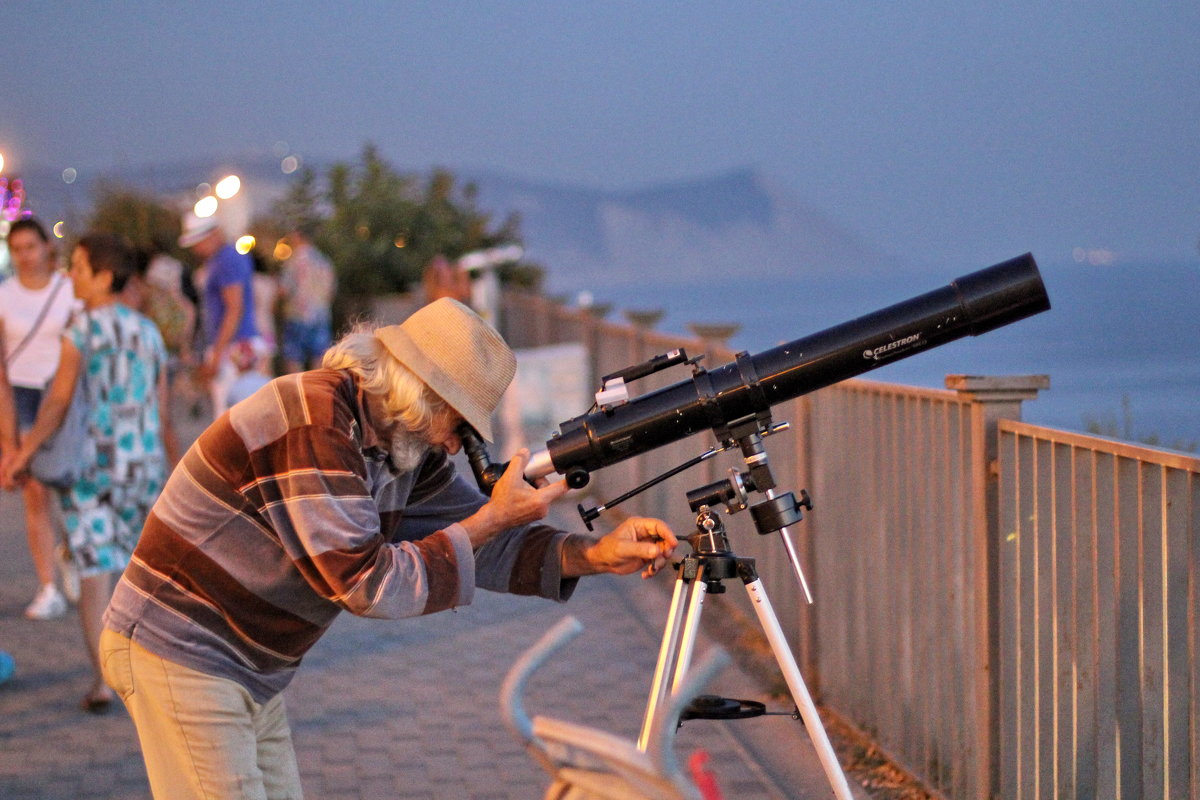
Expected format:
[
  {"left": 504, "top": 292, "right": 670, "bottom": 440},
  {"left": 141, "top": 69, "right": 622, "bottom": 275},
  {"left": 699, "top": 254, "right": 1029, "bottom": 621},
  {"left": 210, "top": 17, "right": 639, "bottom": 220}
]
[{"left": 635, "top": 423, "right": 855, "bottom": 800}]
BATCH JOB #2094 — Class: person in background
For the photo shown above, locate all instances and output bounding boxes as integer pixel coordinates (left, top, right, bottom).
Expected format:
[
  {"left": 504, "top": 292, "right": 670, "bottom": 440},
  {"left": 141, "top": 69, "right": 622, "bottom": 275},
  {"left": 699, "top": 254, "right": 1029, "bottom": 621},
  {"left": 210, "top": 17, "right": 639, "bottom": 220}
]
[
  {"left": 421, "top": 252, "right": 471, "bottom": 305},
  {"left": 0, "top": 332, "right": 19, "bottom": 472},
  {"left": 0, "top": 218, "right": 77, "bottom": 620},
  {"left": 137, "top": 244, "right": 197, "bottom": 377},
  {"left": 99, "top": 298, "right": 677, "bottom": 798},
  {"left": 0, "top": 649, "right": 13, "bottom": 686},
  {"left": 0, "top": 363, "right": 15, "bottom": 687},
  {"left": 278, "top": 225, "right": 336, "bottom": 374},
  {"left": 122, "top": 248, "right": 195, "bottom": 464},
  {"left": 250, "top": 250, "right": 280, "bottom": 376},
  {"left": 4, "top": 233, "right": 172, "bottom": 713},
  {"left": 177, "top": 213, "right": 258, "bottom": 419}
]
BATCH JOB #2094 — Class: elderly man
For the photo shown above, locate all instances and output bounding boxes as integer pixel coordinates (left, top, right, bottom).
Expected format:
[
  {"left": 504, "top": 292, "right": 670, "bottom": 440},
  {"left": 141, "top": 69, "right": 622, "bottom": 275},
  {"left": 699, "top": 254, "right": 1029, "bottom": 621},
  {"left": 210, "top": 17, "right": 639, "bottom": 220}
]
[{"left": 99, "top": 298, "right": 678, "bottom": 800}]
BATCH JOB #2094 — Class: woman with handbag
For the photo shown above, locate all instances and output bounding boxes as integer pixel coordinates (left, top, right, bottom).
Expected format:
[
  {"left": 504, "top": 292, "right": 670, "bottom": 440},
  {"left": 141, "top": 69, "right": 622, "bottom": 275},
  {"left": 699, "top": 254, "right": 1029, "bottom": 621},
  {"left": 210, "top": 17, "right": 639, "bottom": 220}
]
[
  {"left": 0, "top": 218, "right": 78, "bottom": 620},
  {"left": 4, "top": 232, "right": 173, "bottom": 712}
]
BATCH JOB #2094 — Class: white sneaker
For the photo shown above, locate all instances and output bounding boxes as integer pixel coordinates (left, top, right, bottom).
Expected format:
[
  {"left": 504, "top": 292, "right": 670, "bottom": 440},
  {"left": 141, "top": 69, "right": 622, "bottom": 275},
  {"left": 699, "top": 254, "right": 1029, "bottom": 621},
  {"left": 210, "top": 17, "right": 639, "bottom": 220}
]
[
  {"left": 24, "top": 584, "right": 67, "bottom": 620},
  {"left": 57, "top": 546, "right": 80, "bottom": 605}
]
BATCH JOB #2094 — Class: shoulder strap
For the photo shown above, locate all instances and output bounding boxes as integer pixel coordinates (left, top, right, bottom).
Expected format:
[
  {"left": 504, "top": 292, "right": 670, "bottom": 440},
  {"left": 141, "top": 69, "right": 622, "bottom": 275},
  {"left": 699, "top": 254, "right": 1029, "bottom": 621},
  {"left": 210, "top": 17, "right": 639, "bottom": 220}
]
[{"left": 7, "top": 273, "right": 69, "bottom": 366}]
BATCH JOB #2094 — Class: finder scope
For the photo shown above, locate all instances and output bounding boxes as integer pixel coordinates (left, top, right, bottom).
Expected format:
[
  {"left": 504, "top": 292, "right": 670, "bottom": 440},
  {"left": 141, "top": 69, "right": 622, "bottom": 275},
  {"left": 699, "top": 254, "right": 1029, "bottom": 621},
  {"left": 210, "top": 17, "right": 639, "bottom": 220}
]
[{"left": 464, "top": 253, "right": 1050, "bottom": 495}]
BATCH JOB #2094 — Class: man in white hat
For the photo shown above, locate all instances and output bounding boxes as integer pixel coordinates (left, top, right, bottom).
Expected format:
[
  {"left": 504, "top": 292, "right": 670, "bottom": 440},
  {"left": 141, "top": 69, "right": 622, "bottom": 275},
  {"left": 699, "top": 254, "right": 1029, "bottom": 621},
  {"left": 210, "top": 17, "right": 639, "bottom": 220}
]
[
  {"left": 178, "top": 212, "right": 260, "bottom": 418},
  {"left": 97, "top": 298, "right": 679, "bottom": 800}
]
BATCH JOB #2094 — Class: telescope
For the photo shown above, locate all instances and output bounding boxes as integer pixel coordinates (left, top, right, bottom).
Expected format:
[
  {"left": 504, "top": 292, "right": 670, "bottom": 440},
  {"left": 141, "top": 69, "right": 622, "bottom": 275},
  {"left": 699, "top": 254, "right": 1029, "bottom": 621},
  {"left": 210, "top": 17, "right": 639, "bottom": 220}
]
[
  {"left": 466, "top": 252, "right": 1050, "bottom": 799},
  {"left": 462, "top": 252, "right": 1050, "bottom": 508}
]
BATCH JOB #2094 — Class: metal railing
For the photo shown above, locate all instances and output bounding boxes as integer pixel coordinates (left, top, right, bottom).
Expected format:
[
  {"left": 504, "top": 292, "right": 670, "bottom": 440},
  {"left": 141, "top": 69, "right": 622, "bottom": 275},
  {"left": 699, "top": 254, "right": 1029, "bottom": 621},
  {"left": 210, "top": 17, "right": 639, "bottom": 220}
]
[
  {"left": 493, "top": 289, "right": 1200, "bottom": 799},
  {"left": 997, "top": 421, "right": 1200, "bottom": 800},
  {"left": 799, "top": 379, "right": 991, "bottom": 799}
]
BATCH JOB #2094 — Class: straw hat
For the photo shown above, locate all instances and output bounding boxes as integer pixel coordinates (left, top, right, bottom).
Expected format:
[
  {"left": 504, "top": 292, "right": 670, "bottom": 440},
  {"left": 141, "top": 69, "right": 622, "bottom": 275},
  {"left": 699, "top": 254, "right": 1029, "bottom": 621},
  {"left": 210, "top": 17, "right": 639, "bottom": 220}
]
[{"left": 375, "top": 299, "right": 515, "bottom": 441}]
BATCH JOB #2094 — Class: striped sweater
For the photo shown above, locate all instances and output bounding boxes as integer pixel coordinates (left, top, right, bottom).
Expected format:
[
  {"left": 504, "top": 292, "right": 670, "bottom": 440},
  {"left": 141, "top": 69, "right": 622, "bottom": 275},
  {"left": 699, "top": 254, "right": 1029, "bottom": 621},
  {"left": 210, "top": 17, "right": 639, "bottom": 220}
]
[{"left": 103, "top": 369, "right": 574, "bottom": 701}]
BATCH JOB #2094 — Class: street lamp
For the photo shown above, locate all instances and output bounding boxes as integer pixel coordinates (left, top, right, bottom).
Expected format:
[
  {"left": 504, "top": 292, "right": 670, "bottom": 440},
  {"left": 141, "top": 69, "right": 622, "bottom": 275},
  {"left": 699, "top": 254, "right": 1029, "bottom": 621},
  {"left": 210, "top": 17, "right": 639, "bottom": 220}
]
[
  {"left": 194, "top": 195, "right": 219, "bottom": 218},
  {"left": 215, "top": 175, "right": 241, "bottom": 199}
]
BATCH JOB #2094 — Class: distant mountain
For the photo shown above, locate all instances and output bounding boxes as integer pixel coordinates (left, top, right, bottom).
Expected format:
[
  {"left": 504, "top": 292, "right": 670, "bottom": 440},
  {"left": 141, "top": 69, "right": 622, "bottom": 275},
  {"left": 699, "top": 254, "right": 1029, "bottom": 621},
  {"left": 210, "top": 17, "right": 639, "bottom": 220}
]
[
  {"left": 13, "top": 156, "right": 896, "bottom": 295},
  {"left": 12, "top": 156, "right": 1197, "bottom": 444},
  {"left": 462, "top": 166, "right": 898, "bottom": 295}
]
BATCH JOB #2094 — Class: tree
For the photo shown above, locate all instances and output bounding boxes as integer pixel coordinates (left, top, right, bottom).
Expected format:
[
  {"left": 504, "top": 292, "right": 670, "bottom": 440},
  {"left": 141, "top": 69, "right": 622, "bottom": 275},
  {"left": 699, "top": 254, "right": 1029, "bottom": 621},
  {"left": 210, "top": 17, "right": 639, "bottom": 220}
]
[
  {"left": 262, "top": 144, "right": 542, "bottom": 325},
  {"left": 87, "top": 182, "right": 183, "bottom": 258}
]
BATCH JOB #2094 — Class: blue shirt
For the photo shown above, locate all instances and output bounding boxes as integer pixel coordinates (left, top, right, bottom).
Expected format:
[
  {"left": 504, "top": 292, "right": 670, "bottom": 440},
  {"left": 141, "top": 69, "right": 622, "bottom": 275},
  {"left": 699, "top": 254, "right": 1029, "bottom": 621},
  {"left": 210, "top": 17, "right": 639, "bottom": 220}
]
[{"left": 202, "top": 244, "right": 258, "bottom": 346}]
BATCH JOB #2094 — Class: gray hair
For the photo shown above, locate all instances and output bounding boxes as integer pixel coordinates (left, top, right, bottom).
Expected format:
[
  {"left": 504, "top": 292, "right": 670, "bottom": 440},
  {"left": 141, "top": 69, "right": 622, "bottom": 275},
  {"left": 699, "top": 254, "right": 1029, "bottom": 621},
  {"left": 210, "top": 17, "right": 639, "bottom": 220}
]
[{"left": 322, "top": 321, "right": 448, "bottom": 437}]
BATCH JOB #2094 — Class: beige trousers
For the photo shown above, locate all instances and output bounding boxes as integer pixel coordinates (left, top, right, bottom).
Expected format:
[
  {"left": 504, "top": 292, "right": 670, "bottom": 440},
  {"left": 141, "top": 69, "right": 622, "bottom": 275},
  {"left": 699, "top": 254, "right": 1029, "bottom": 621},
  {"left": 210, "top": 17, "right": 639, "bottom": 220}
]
[{"left": 100, "top": 629, "right": 304, "bottom": 800}]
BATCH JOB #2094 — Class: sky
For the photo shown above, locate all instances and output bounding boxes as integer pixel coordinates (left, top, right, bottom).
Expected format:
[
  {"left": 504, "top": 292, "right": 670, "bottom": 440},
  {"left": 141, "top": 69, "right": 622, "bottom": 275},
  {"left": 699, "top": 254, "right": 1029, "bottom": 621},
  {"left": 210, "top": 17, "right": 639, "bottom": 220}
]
[{"left": 3, "top": 1, "right": 1199, "bottom": 270}]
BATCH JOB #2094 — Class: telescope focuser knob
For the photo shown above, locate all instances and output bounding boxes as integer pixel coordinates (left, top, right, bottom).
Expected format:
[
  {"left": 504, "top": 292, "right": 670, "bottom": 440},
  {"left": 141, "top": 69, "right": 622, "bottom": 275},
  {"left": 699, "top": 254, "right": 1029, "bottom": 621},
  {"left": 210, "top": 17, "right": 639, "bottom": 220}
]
[
  {"left": 564, "top": 467, "right": 590, "bottom": 490},
  {"left": 798, "top": 489, "right": 813, "bottom": 510}
]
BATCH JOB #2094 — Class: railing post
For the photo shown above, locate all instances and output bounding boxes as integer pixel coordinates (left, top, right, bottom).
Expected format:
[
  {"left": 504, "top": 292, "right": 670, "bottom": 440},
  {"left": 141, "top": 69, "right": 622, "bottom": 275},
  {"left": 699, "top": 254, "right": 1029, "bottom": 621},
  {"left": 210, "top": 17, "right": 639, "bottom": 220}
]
[
  {"left": 945, "top": 374, "right": 1049, "bottom": 799},
  {"left": 686, "top": 322, "right": 741, "bottom": 351}
]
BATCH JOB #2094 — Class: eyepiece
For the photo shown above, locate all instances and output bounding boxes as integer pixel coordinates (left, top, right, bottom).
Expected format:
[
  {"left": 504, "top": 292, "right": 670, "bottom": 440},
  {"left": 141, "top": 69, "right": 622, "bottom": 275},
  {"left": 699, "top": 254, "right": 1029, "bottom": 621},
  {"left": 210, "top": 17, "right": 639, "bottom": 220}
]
[{"left": 458, "top": 424, "right": 505, "bottom": 496}]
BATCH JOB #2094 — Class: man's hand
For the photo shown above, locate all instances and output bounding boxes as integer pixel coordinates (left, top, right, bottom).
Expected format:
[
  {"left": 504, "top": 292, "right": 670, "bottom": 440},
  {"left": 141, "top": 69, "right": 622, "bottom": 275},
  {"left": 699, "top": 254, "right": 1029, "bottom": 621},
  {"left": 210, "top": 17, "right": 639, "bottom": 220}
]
[
  {"left": 562, "top": 517, "right": 679, "bottom": 579},
  {"left": 459, "top": 449, "right": 568, "bottom": 548}
]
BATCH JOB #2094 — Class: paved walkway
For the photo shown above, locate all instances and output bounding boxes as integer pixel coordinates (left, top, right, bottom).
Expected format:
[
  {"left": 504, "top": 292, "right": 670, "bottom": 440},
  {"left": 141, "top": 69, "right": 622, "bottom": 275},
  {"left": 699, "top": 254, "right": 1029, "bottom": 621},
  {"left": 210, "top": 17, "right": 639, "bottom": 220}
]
[{"left": 0, "top": 410, "right": 866, "bottom": 799}]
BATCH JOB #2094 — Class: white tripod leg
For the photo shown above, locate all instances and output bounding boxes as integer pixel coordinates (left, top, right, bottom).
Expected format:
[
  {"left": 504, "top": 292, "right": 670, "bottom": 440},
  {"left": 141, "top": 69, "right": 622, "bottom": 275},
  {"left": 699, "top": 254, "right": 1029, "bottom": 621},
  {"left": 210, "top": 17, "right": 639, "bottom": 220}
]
[
  {"left": 745, "top": 577, "right": 855, "bottom": 800},
  {"left": 638, "top": 566, "right": 695, "bottom": 751},
  {"left": 669, "top": 571, "right": 708, "bottom": 695}
]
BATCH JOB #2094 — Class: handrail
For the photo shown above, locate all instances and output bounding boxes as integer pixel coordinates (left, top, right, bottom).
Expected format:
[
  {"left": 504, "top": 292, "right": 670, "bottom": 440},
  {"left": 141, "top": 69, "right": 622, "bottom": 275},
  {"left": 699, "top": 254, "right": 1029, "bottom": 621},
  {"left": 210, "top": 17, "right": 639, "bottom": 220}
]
[{"left": 1001, "top": 418, "right": 1200, "bottom": 468}]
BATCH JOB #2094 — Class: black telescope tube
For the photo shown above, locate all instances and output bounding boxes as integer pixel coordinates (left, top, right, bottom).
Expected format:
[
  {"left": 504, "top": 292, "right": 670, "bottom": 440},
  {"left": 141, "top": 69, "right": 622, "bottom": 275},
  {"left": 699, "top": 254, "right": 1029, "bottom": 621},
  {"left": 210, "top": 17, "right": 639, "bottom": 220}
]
[{"left": 545, "top": 253, "right": 1049, "bottom": 476}]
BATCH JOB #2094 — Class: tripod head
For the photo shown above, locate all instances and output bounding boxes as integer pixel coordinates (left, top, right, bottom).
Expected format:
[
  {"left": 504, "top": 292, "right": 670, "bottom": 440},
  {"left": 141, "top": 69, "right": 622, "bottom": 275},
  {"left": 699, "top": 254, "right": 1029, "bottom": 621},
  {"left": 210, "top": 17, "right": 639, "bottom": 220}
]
[{"left": 684, "top": 415, "right": 813, "bottom": 532}]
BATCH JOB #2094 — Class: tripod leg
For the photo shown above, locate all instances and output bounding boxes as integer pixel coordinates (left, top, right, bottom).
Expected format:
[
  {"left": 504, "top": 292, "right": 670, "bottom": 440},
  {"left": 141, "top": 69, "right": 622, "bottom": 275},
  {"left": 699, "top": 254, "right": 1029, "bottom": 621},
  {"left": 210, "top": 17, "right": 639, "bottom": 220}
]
[
  {"left": 776, "top": 526, "right": 814, "bottom": 605},
  {"left": 670, "top": 570, "right": 708, "bottom": 693},
  {"left": 638, "top": 563, "right": 706, "bottom": 752},
  {"left": 743, "top": 577, "right": 855, "bottom": 800}
]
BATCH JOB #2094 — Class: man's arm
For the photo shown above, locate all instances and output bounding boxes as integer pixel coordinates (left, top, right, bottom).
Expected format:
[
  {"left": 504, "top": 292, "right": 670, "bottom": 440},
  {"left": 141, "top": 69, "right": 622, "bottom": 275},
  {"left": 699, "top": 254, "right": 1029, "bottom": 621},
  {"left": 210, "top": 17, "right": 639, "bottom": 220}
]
[
  {"left": 0, "top": 321, "right": 18, "bottom": 454},
  {"left": 458, "top": 449, "right": 567, "bottom": 547},
  {"left": 157, "top": 356, "right": 181, "bottom": 467},
  {"left": 456, "top": 451, "right": 678, "bottom": 586},
  {"left": 248, "top": 418, "right": 479, "bottom": 620},
  {"left": 560, "top": 517, "right": 678, "bottom": 579},
  {"left": 3, "top": 337, "right": 82, "bottom": 484},
  {"left": 0, "top": 323, "right": 20, "bottom": 489},
  {"left": 202, "top": 282, "right": 244, "bottom": 380}
]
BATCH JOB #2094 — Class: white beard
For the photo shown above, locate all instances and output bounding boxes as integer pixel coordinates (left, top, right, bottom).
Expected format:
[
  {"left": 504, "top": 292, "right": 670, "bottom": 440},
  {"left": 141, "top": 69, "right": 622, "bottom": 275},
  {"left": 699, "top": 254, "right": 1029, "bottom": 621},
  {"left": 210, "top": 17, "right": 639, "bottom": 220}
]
[{"left": 388, "top": 426, "right": 429, "bottom": 473}]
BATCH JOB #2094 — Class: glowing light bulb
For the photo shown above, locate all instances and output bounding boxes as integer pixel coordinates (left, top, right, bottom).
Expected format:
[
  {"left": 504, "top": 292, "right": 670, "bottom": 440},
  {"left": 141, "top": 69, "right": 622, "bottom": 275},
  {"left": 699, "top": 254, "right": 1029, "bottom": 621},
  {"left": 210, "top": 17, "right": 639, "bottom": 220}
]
[
  {"left": 215, "top": 175, "right": 241, "bottom": 199},
  {"left": 194, "top": 195, "right": 219, "bottom": 218},
  {"left": 273, "top": 240, "right": 293, "bottom": 261},
  {"left": 235, "top": 235, "right": 256, "bottom": 255}
]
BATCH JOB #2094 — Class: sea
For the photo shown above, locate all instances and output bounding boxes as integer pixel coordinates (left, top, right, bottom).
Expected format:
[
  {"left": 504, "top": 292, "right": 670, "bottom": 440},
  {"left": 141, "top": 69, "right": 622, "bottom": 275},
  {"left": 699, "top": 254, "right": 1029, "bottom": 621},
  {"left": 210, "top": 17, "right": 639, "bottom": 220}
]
[{"left": 571, "top": 259, "right": 1200, "bottom": 452}]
